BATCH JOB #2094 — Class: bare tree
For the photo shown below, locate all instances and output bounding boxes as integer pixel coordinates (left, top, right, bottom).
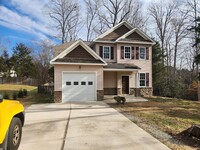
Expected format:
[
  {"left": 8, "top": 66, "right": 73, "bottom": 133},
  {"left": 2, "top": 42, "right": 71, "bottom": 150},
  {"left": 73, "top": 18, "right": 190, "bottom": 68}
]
[
  {"left": 171, "top": 10, "right": 189, "bottom": 75},
  {"left": 48, "top": 0, "right": 81, "bottom": 43},
  {"left": 124, "top": 0, "right": 147, "bottom": 29},
  {"left": 93, "top": 0, "right": 144, "bottom": 34},
  {"left": 149, "top": 0, "right": 178, "bottom": 65},
  {"left": 84, "top": 0, "right": 100, "bottom": 41},
  {"left": 33, "top": 40, "right": 54, "bottom": 84}
]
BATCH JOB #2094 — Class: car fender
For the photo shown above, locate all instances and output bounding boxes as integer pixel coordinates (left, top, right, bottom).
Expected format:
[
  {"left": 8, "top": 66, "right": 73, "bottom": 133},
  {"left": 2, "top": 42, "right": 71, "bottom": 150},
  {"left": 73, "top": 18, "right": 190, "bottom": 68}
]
[{"left": 0, "top": 100, "right": 24, "bottom": 144}]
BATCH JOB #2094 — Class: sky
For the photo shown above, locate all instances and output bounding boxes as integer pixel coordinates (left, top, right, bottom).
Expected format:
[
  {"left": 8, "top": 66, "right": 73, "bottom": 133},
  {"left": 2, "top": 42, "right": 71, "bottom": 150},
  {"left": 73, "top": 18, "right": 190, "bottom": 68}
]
[{"left": 0, "top": 0, "right": 151, "bottom": 55}]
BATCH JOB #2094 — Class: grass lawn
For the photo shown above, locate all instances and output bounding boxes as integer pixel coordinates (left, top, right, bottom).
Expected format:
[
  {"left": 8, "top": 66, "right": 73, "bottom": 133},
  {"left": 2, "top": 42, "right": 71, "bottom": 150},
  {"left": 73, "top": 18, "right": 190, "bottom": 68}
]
[
  {"left": 0, "top": 84, "right": 37, "bottom": 91},
  {"left": 0, "top": 84, "right": 54, "bottom": 107},
  {"left": 108, "top": 97, "right": 200, "bottom": 150}
]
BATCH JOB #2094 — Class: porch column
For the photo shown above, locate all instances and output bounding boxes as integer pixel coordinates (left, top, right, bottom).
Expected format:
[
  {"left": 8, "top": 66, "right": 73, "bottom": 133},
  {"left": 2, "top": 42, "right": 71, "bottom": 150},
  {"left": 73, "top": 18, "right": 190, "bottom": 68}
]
[
  {"left": 135, "top": 72, "right": 139, "bottom": 88},
  {"left": 135, "top": 72, "right": 140, "bottom": 97},
  {"left": 117, "top": 72, "right": 122, "bottom": 95}
]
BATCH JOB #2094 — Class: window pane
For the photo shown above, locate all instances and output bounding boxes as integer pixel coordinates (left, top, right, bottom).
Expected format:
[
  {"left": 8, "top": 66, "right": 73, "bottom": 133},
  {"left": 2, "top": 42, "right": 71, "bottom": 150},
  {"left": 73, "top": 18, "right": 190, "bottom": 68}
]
[
  {"left": 66, "top": 82, "right": 71, "bottom": 85},
  {"left": 81, "top": 82, "right": 86, "bottom": 85},
  {"left": 103, "top": 46, "right": 110, "bottom": 59},
  {"left": 140, "top": 80, "right": 145, "bottom": 86},
  {"left": 125, "top": 47, "right": 130, "bottom": 52},
  {"left": 74, "top": 82, "right": 79, "bottom": 85},
  {"left": 140, "top": 73, "right": 145, "bottom": 79},
  {"left": 124, "top": 47, "right": 131, "bottom": 59},
  {"left": 140, "top": 48, "right": 146, "bottom": 59},
  {"left": 88, "top": 82, "right": 93, "bottom": 85}
]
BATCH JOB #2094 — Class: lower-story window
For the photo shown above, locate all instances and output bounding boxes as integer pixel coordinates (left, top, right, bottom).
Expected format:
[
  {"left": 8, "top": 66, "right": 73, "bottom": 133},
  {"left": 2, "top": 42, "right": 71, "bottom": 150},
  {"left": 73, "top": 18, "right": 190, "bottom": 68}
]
[{"left": 139, "top": 73, "right": 146, "bottom": 87}]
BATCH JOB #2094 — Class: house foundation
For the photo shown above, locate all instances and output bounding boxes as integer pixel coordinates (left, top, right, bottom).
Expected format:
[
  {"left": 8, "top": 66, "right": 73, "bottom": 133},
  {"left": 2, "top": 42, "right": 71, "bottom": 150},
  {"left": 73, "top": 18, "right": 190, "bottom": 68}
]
[
  {"left": 130, "top": 88, "right": 153, "bottom": 97},
  {"left": 97, "top": 90, "right": 104, "bottom": 101},
  {"left": 54, "top": 91, "right": 62, "bottom": 103}
]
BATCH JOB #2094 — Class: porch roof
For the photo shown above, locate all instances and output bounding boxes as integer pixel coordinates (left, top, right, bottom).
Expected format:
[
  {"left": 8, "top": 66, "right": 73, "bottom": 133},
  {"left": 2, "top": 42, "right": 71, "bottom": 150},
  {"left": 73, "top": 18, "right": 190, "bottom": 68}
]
[{"left": 103, "top": 63, "right": 140, "bottom": 71}]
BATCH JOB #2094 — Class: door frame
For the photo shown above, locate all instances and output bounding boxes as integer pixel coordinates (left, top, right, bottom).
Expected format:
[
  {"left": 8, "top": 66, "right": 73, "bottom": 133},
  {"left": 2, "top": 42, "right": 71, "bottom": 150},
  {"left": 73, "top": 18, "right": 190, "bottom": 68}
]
[
  {"left": 121, "top": 75, "right": 130, "bottom": 94},
  {"left": 62, "top": 71, "right": 97, "bottom": 102}
]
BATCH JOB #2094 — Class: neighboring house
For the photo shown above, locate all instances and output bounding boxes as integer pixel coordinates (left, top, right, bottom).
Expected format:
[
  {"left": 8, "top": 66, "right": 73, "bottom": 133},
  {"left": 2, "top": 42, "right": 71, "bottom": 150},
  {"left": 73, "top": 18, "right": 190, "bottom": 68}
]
[
  {"left": 10, "top": 69, "right": 17, "bottom": 77},
  {"left": 50, "top": 21, "right": 155, "bottom": 102},
  {"left": 0, "top": 69, "right": 17, "bottom": 78}
]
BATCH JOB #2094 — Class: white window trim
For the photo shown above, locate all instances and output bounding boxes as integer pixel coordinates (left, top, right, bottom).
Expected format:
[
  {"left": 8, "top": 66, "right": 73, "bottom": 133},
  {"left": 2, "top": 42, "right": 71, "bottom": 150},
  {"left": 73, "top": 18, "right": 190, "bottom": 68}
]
[
  {"left": 124, "top": 46, "right": 131, "bottom": 59},
  {"left": 139, "top": 73, "right": 146, "bottom": 87},
  {"left": 139, "top": 47, "right": 146, "bottom": 60},
  {"left": 103, "top": 46, "right": 111, "bottom": 59}
]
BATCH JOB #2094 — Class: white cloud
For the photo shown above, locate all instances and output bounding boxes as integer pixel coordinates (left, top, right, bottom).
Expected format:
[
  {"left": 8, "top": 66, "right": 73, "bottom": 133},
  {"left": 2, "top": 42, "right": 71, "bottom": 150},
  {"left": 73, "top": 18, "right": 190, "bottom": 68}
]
[
  {"left": 10, "top": 0, "right": 50, "bottom": 23},
  {"left": 0, "top": 5, "right": 54, "bottom": 40}
]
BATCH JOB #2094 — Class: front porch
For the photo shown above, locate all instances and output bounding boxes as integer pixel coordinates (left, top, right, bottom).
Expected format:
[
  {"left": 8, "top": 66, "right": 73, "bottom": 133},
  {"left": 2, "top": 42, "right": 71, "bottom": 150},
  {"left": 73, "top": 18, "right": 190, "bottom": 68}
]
[
  {"left": 103, "top": 71, "right": 137, "bottom": 95},
  {"left": 103, "top": 63, "right": 153, "bottom": 97}
]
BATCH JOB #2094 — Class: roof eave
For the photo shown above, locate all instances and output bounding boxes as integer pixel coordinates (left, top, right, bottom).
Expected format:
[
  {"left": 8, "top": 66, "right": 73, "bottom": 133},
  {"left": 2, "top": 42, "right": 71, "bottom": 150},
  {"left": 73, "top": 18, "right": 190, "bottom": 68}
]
[
  {"left": 50, "top": 62, "right": 107, "bottom": 66},
  {"left": 103, "top": 68, "right": 140, "bottom": 71},
  {"left": 117, "top": 41, "right": 155, "bottom": 45},
  {"left": 94, "top": 40, "right": 155, "bottom": 45}
]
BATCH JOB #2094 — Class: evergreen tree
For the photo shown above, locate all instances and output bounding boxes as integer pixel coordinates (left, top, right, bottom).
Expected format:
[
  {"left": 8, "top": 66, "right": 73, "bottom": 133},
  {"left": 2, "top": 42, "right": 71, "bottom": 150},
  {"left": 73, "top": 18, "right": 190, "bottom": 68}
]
[
  {"left": 11, "top": 43, "right": 35, "bottom": 77},
  {"left": 2, "top": 50, "right": 12, "bottom": 77},
  {"left": 152, "top": 42, "right": 166, "bottom": 96},
  {"left": 0, "top": 56, "right": 3, "bottom": 75}
]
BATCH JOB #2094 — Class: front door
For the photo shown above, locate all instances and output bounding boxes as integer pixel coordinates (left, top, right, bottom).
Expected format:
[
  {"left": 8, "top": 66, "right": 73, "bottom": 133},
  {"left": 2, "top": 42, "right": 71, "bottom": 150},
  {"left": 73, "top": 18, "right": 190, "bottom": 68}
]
[{"left": 122, "top": 76, "right": 129, "bottom": 94}]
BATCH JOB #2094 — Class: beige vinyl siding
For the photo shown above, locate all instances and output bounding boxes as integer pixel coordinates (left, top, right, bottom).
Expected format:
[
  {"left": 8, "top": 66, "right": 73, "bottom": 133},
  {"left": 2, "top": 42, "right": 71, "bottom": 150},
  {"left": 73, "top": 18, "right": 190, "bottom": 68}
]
[
  {"left": 116, "top": 43, "right": 152, "bottom": 87},
  {"left": 95, "top": 43, "right": 117, "bottom": 63},
  {"left": 104, "top": 72, "right": 117, "bottom": 88}
]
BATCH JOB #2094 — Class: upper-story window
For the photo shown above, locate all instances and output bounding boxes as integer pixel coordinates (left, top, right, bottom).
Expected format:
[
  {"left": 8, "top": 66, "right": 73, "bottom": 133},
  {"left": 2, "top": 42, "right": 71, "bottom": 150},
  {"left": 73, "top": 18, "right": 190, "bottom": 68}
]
[
  {"left": 103, "top": 46, "right": 110, "bottom": 59},
  {"left": 139, "top": 47, "right": 146, "bottom": 60},
  {"left": 124, "top": 46, "right": 131, "bottom": 59}
]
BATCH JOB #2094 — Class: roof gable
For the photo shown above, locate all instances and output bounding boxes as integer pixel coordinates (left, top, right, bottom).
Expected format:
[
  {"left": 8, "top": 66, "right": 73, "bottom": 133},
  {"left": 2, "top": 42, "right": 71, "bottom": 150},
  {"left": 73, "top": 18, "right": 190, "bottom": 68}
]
[
  {"left": 126, "top": 32, "right": 150, "bottom": 42},
  {"left": 50, "top": 40, "right": 107, "bottom": 65},
  {"left": 94, "top": 21, "right": 133, "bottom": 41},
  {"left": 116, "top": 28, "right": 155, "bottom": 44},
  {"left": 98, "top": 25, "right": 130, "bottom": 41},
  {"left": 54, "top": 41, "right": 76, "bottom": 56},
  {"left": 66, "top": 45, "right": 94, "bottom": 59}
]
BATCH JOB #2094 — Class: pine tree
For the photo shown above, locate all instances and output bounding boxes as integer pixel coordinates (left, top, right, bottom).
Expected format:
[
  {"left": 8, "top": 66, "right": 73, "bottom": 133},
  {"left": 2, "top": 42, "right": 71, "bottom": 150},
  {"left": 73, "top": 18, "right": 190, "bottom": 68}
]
[
  {"left": 11, "top": 43, "right": 35, "bottom": 77},
  {"left": 152, "top": 42, "right": 166, "bottom": 96}
]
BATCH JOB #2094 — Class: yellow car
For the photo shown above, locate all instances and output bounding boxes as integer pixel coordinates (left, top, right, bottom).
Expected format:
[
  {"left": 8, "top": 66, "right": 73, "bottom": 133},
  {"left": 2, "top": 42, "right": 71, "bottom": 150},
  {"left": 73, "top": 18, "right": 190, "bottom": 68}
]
[{"left": 0, "top": 95, "right": 25, "bottom": 150}]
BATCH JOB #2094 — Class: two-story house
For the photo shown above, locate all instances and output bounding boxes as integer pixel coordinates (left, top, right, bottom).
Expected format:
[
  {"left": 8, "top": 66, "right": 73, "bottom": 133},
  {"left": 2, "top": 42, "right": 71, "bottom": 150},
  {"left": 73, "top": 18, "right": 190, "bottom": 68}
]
[{"left": 50, "top": 21, "right": 155, "bottom": 102}]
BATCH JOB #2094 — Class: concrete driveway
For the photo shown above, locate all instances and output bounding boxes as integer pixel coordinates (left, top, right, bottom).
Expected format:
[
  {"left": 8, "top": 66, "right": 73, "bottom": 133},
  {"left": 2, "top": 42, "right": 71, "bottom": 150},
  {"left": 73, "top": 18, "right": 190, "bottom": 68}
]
[{"left": 19, "top": 102, "right": 170, "bottom": 150}]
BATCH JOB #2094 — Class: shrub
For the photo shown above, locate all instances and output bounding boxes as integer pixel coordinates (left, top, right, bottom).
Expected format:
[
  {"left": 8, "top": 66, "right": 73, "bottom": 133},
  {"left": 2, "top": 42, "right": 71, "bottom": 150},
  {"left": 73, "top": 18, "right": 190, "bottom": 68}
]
[
  {"left": 3, "top": 92, "right": 9, "bottom": 99},
  {"left": 23, "top": 89, "right": 28, "bottom": 96},
  {"left": 12, "top": 92, "right": 17, "bottom": 100},
  {"left": 18, "top": 89, "right": 24, "bottom": 98},
  {"left": 114, "top": 96, "right": 126, "bottom": 105}
]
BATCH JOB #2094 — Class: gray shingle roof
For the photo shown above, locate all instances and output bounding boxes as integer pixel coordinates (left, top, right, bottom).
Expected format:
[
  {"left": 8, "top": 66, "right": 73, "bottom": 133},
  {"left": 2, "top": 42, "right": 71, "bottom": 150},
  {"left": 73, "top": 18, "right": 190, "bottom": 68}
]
[
  {"left": 104, "top": 63, "right": 140, "bottom": 69},
  {"left": 54, "top": 57, "right": 104, "bottom": 64}
]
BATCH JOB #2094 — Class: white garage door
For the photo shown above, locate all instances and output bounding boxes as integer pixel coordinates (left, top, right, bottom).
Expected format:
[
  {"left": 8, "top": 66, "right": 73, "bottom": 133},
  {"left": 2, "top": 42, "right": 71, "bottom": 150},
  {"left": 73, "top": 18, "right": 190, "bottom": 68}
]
[{"left": 62, "top": 72, "right": 96, "bottom": 102}]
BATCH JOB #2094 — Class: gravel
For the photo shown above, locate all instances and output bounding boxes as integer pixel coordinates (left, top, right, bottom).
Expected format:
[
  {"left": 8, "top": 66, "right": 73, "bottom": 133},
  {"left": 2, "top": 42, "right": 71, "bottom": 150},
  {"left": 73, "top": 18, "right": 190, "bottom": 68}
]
[{"left": 119, "top": 112, "right": 196, "bottom": 150}]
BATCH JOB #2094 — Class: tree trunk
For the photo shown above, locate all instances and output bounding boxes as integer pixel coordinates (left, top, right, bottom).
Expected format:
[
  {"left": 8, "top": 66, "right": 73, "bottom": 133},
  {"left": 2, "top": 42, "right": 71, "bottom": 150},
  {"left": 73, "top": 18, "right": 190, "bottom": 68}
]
[{"left": 198, "top": 81, "right": 200, "bottom": 101}]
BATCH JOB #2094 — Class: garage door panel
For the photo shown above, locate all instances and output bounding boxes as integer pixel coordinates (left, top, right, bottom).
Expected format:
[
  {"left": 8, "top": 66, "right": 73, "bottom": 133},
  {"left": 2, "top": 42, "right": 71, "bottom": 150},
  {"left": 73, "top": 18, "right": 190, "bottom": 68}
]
[{"left": 62, "top": 73, "right": 96, "bottom": 102}]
